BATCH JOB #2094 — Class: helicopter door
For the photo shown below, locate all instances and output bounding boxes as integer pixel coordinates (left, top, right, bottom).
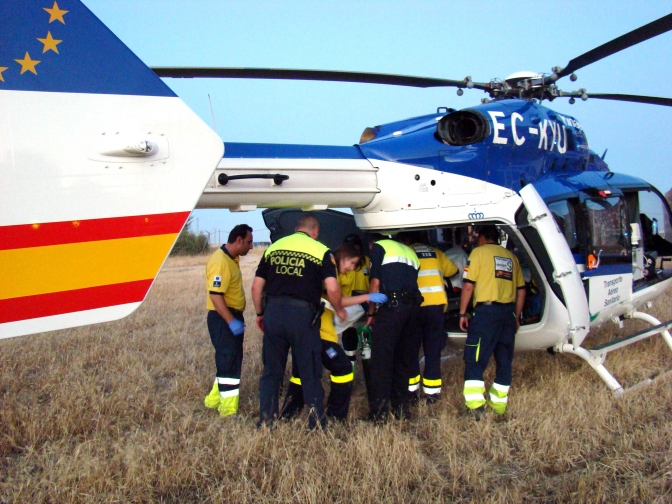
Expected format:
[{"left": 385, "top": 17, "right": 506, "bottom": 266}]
[
  {"left": 262, "top": 208, "right": 361, "bottom": 249},
  {"left": 519, "top": 185, "right": 590, "bottom": 347}
]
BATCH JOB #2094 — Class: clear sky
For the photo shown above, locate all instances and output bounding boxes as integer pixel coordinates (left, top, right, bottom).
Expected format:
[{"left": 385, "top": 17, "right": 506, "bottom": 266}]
[{"left": 84, "top": 0, "right": 672, "bottom": 243}]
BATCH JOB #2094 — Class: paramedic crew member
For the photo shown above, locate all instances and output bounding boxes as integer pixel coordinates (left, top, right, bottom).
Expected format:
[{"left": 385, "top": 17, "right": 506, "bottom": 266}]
[
  {"left": 366, "top": 235, "right": 421, "bottom": 421},
  {"left": 203, "top": 224, "right": 254, "bottom": 417},
  {"left": 459, "top": 225, "right": 525, "bottom": 418},
  {"left": 252, "top": 213, "right": 347, "bottom": 429},
  {"left": 340, "top": 233, "right": 370, "bottom": 369},
  {"left": 401, "top": 232, "right": 458, "bottom": 404}
]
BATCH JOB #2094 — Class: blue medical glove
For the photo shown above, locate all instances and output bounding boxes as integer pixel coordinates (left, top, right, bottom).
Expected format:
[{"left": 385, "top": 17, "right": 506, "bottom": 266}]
[
  {"left": 368, "top": 292, "right": 388, "bottom": 304},
  {"left": 228, "top": 318, "right": 245, "bottom": 336}
]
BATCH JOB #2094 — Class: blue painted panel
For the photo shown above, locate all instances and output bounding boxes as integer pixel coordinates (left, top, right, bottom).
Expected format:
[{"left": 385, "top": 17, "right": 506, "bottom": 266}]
[
  {"left": 0, "top": 0, "right": 174, "bottom": 97},
  {"left": 223, "top": 142, "right": 366, "bottom": 159}
]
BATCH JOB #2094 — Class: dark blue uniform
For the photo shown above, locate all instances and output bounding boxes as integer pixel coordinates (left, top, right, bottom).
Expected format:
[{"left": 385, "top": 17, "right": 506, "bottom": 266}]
[
  {"left": 256, "top": 231, "right": 337, "bottom": 429},
  {"left": 367, "top": 239, "right": 421, "bottom": 421}
]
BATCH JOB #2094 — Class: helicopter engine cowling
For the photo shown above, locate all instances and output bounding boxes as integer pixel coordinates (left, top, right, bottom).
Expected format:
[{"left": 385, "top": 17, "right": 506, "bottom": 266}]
[{"left": 436, "top": 110, "right": 490, "bottom": 146}]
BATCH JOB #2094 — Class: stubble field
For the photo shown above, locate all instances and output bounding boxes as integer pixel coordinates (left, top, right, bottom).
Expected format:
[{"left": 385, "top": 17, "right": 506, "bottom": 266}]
[{"left": 1, "top": 247, "right": 672, "bottom": 503}]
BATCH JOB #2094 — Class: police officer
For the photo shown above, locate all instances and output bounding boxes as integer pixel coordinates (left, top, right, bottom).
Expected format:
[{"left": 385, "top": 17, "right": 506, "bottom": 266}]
[
  {"left": 400, "top": 232, "right": 458, "bottom": 404},
  {"left": 203, "top": 224, "right": 254, "bottom": 417},
  {"left": 366, "top": 234, "right": 421, "bottom": 421},
  {"left": 252, "top": 213, "right": 346, "bottom": 429},
  {"left": 459, "top": 225, "right": 525, "bottom": 418}
]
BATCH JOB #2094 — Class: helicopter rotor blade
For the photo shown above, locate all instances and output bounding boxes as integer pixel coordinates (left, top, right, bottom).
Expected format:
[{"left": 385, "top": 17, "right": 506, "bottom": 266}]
[
  {"left": 555, "top": 13, "right": 672, "bottom": 80},
  {"left": 151, "top": 67, "right": 490, "bottom": 91},
  {"left": 582, "top": 93, "right": 672, "bottom": 107}
]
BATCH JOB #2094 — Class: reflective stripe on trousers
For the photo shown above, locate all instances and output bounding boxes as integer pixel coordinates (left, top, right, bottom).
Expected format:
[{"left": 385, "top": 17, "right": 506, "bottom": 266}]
[
  {"left": 463, "top": 379, "right": 486, "bottom": 410},
  {"left": 408, "top": 374, "right": 420, "bottom": 392},
  {"left": 487, "top": 382, "right": 510, "bottom": 414},
  {"left": 422, "top": 377, "right": 441, "bottom": 395}
]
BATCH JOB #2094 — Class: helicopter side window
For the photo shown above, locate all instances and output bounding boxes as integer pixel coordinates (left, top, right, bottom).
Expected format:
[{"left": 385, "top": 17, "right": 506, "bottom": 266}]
[
  {"left": 638, "top": 190, "right": 672, "bottom": 258},
  {"left": 548, "top": 200, "right": 578, "bottom": 251},
  {"left": 585, "top": 196, "right": 630, "bottom": 261}
]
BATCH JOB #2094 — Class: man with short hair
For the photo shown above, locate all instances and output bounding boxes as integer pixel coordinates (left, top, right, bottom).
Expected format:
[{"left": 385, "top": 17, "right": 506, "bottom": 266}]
[
  {"left": 252, "top": 213, "right": 346, "bottom": 429},
  {"left": 459, "top": 225, "right": 525, "bottom": 419},
  {"left": 203, "top": 224, "right": 254, "bottom": 417}
]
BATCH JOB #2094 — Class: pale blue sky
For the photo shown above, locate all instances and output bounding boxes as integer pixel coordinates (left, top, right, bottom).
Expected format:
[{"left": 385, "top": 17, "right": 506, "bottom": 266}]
[{"left": 85, "top": 1, "right": 672, "bottom": 243}]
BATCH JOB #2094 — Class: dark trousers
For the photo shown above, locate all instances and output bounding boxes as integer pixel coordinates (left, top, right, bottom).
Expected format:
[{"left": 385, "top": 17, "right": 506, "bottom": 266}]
[
  {"left": 368, "top": 302, "right": 421, "bottom": 420},
  {"left": 281, "top": 340, "right": 353, "bottom": 420},
  {"left": 409, "top": 304, "right": 446, "bottom": 394},
  {"left": 258, "top": 300, "right": 325, "bottom": 429},
  {"left": 463, "top": 303, "right": 517, "bottom": 385},
  {"left": 342, "top": 327, "right": 358, "bottom": 364},
  {"left": 207, "top": 310, "right": 244, "bottom": 396}
]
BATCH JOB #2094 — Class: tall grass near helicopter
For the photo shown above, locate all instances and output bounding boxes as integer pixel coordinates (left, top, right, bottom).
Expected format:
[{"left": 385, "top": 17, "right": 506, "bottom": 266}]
[{"left": 1, "top": 248, "right": 671, "bottom": 502}]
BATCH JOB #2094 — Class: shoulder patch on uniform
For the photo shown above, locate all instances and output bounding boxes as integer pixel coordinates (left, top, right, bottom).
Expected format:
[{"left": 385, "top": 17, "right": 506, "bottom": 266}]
[
  {"left": 494, "top": 256, "right": 513, "bottom": 281},
  {"left": 213, "top": 275, "right": 222, "bottom": 287}
]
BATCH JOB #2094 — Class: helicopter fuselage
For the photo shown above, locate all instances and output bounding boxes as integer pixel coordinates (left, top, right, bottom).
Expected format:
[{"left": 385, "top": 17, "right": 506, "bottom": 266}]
[{"left": 200, "top": 98, "right": 672, "bottom": 365}]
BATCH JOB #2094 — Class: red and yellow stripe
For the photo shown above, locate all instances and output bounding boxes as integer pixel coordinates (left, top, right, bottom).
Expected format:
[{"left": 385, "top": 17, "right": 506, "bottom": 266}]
[{"left": 0, "top": 212, "right": 189, "bottom": 324}]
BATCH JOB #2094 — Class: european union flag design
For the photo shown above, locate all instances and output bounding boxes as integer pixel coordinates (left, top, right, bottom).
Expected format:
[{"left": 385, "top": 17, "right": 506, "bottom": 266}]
[{"left": 0, "top": 0, "right": 175, "bottom": 96}]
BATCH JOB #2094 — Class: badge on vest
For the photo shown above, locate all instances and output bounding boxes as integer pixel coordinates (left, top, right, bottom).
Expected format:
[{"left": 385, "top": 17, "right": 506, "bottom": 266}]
[
  {"left": 494, "top": 257, "right": 513, "bottom": 281},
  {"left": 213, "top": 275, "right": 222, "bottom": 287}
]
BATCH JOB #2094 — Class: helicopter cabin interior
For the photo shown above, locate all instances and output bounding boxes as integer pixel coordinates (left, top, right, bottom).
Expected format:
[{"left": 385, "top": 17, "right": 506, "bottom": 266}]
[{"left": 262, "top": 177, "right": 672, "bottom": 335}]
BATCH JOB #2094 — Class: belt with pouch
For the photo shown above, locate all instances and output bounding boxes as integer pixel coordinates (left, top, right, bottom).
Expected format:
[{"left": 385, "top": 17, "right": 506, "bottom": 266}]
[
  {"left": 384, "top": 290, "right": 422, "bottom": 307},
  {"left": 266, "top": 295, "right": 317, "bottom": 310}
]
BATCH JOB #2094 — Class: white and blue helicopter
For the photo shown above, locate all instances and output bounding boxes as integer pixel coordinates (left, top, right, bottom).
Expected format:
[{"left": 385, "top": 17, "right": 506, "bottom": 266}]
[{"left": 1, "top": 1, "right": 672, "bottom": 396}]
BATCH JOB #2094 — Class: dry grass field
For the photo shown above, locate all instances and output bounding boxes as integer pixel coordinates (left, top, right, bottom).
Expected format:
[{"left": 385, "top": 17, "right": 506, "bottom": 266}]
[{"left": 2, "top": 247, "right": 672, "bottom": 503}]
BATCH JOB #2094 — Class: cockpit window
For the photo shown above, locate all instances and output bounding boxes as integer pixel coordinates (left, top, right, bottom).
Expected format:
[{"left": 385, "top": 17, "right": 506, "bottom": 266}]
[{"left": 585, "top": 196, "right": 629, "bottom": 257}]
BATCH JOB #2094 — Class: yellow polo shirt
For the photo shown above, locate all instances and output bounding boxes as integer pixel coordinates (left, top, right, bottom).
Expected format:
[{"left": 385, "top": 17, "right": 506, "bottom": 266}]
[
  {"left": 205, "top": 247, "right": 245, "bottom": 312},
  {"left": 463, "top": 244, "right": 524, "bottom": 306}
]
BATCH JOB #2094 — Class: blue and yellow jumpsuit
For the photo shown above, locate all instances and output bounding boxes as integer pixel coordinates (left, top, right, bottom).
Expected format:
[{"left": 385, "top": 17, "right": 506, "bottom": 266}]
[
  {"left": 408, "top": 244, "right": 458, "bottom": 403},
  {"left": 341, "top": 255, "right": 370, "bottom": 366},
  {"left": 203, "top": 246, "right": 246, "bottom": 417},
  {"left": 462, "top": 244, "right": 525, "bottom": 414}
]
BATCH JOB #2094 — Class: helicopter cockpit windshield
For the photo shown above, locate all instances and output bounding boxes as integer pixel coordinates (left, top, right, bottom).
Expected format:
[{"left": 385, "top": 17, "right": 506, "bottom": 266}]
[{"left": 585, "top": 196, "right": 630, "bottom": 261}]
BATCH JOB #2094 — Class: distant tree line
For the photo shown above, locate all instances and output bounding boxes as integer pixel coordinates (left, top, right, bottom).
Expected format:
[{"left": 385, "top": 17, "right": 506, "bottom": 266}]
[{"left": 171, "top": 216, "right": 209, "bottom": 255}]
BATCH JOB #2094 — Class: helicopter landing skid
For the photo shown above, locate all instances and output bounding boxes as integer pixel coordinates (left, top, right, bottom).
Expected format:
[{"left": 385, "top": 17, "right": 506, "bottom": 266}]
[{"left": 559, "top": 313, "right": 672, "bottom": 397}]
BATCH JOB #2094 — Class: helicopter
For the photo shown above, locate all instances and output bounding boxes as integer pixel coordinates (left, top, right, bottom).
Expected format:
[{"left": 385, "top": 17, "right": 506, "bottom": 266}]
[{"left": 1, "top": 1, "right": 672, "bottom": 396}]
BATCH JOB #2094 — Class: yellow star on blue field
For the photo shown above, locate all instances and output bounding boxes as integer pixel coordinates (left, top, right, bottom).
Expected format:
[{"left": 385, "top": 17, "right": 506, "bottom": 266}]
[
  {"left": 15, "top": 52, "right": 41, "bottom": 75},
  {"left": 0, "top": 67, "right": 7, "bottom": 82},
  {"left": 37, "top": 31, "right": 62, "bottom": 54},
  {"left": 44, "top": 1, "right": 68, "bottom": 24}
]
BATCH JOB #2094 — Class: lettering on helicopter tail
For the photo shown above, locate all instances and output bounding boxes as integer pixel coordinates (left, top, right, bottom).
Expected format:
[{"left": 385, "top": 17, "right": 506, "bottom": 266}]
[
  {"left": 587, "top": 273, "right": 633, "bottom": 315},
  {"left": 487, "top": 111, "right": 508, "bottom": 145},
  {"left": 538, "top": 120, "right": 549, "bottom": 150},
  {"left": 487, "top": 113, "right": 570, "bottom": 153},
  {"left": 511, "top": 113, "right": 525, "bottom": 146}
]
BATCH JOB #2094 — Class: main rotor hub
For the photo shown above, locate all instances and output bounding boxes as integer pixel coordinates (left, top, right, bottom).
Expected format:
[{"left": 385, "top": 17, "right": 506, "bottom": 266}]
[{"left": 504, "top": 71, "right": 542, "bottom": 88}]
